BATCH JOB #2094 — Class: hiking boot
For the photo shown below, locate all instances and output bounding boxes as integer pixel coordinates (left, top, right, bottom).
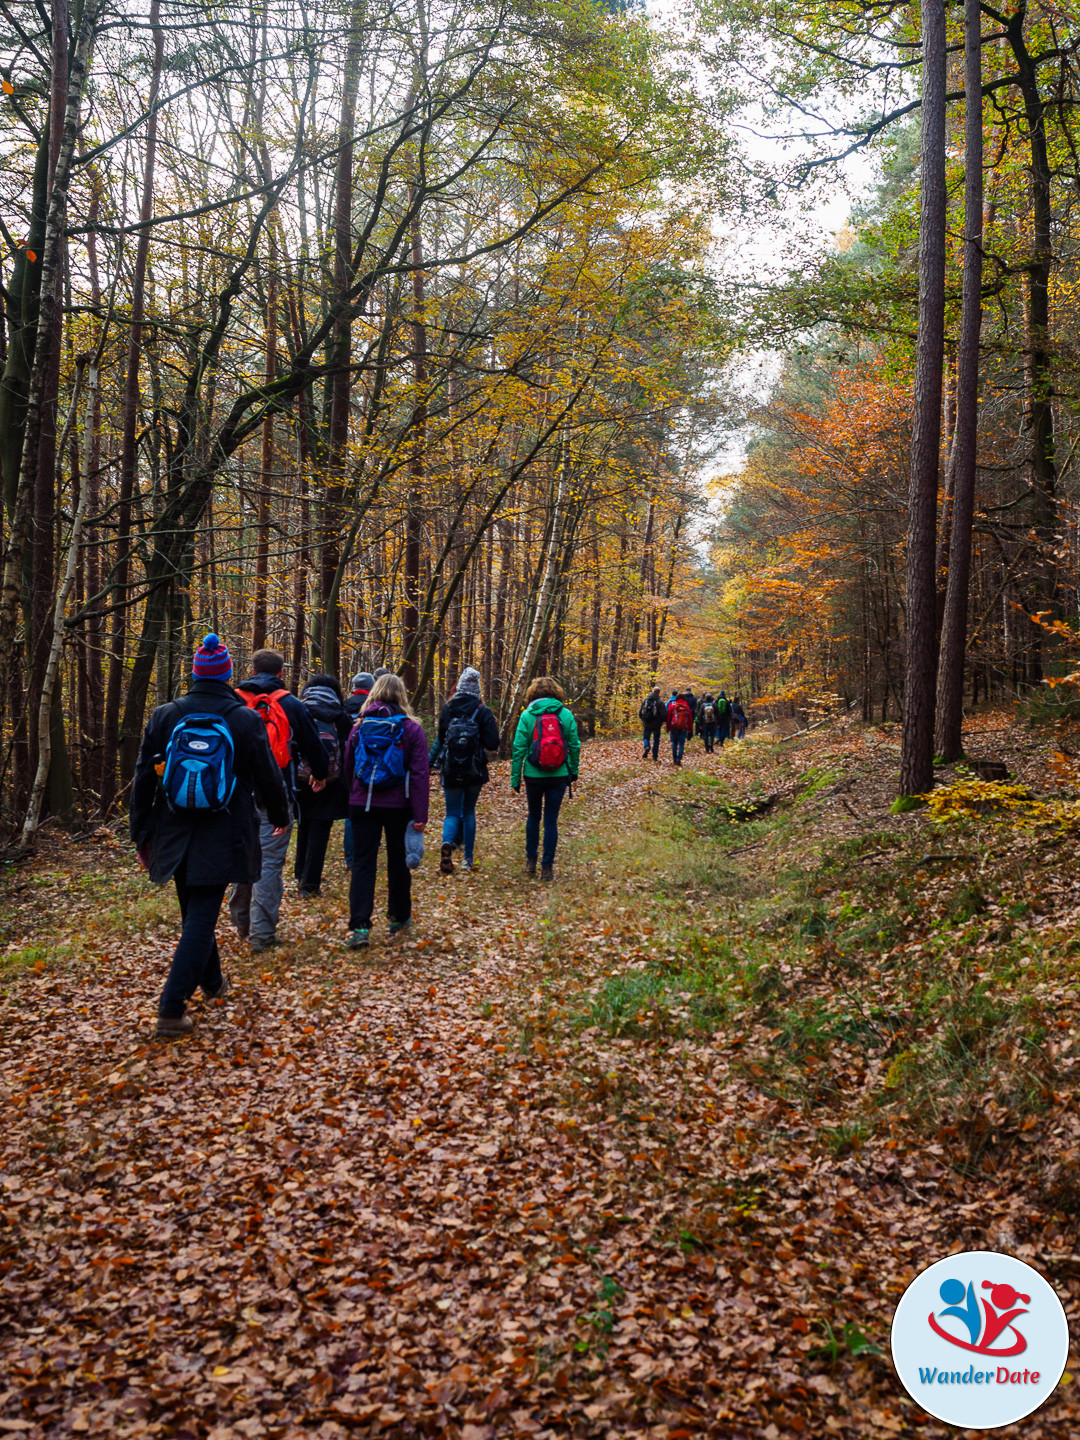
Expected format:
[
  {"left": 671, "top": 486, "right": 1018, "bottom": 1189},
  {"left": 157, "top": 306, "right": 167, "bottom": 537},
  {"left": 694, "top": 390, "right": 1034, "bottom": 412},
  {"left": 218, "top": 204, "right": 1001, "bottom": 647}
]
[
  {"left": 155, "top": 1014, "right": 194, "bottom": 1039},
  {"left": 525, "top": 857, "right": 537, "bottom": 877},
  {"left": 250, "top": 936, "right": 282, "bottom": 953},
  {"left": 204, "top": 973, "right": 229, "bottom": 1002},
  {"left": 439, "top": 842, "right": 455, "bottom": 875},
  {"left": 389, "top": 918, "right": 412, "bottom": 937},
  {"left": 540, "top": 863, "right": 554, "bottom": 883},
  {"left": 463, "top": 858, "right": 479, "bottom": 872},
  {"left": 348, "top": 928, "right": 370, "bottom": 949}
]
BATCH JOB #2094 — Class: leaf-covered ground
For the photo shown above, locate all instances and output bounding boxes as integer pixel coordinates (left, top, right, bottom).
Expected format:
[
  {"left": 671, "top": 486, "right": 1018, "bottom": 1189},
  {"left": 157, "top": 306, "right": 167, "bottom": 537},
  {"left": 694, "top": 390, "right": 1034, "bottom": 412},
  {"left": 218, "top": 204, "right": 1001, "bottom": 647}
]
[{"left": 2, "top": 719, "right": 1080, "bottom": 1438}]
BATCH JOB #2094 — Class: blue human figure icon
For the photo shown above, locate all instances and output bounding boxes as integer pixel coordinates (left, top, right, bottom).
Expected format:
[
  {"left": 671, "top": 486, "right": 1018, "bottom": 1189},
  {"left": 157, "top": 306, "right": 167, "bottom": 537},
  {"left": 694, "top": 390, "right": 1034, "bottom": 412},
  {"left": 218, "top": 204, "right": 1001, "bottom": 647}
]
[{"left": 938, "top": 1278, "right": 982, "bottom": 1345}]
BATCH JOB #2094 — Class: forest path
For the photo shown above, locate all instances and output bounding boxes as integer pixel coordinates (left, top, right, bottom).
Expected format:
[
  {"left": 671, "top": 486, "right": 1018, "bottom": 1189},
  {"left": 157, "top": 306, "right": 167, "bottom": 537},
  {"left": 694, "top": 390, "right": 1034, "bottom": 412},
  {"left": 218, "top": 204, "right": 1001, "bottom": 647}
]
[{"left": 2, "top": 732, "right": 1078, "bottom": 1439}]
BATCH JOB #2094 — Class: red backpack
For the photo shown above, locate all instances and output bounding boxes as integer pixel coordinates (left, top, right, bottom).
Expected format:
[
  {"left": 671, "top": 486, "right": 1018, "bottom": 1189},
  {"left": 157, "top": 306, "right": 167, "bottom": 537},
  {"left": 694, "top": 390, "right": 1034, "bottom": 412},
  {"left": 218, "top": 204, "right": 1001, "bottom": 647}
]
[
  {"left": 239, "top": 687, "right": 292, "bottom": 768},
  {"left": 529, "top": 706, "right": 568, "bottom": 769},
  {"left": 673, "top": 699, "right": 693, "bottom": 733}
]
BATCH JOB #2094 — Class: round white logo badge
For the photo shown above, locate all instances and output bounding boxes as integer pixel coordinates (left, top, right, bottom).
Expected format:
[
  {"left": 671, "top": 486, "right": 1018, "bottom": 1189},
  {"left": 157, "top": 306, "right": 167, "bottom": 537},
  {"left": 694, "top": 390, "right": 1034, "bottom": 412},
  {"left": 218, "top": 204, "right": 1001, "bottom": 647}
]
[{"left": 891, "top": 1250, "right": 1069, "bottom": 1428}]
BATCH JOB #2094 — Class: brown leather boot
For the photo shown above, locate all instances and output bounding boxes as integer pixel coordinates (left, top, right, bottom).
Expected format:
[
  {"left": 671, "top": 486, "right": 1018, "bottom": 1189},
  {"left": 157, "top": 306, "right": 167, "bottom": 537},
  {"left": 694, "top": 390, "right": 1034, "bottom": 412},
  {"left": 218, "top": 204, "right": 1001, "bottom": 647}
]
[
  {"left": 540, "top": 863, "right": 554, "bottom": 883},
  {"left": 525, "top": 857, "right": 537, "bottom": 877},
  {"left": 440, "top": 843, "right": 455, "bottom": 875}
]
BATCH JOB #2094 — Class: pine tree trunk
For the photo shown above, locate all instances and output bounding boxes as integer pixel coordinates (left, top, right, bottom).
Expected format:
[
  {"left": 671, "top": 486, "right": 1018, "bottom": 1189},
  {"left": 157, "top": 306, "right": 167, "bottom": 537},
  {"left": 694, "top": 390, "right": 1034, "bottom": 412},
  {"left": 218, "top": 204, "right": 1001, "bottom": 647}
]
[
  {"left": 899, "top": 0, "right": 946, "bottom": 798},
  {"left": 935, "top": 0, "right": 983, "bottom": 762}
]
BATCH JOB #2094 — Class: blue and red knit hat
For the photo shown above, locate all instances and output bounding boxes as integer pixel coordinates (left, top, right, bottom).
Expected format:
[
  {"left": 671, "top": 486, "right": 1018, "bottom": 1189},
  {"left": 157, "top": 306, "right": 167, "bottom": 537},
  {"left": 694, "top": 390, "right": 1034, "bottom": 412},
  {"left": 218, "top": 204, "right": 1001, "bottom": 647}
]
[{"left": 192, "top": 632, "right": 233, "bottom": 680}]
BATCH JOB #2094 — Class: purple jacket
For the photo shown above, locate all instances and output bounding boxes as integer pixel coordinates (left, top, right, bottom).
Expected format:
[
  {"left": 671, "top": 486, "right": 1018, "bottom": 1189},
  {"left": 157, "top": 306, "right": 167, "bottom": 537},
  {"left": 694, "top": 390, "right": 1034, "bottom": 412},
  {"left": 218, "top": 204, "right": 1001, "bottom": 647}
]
[{"left": 344, "top": 703, "right": 430, "bottom": 823}]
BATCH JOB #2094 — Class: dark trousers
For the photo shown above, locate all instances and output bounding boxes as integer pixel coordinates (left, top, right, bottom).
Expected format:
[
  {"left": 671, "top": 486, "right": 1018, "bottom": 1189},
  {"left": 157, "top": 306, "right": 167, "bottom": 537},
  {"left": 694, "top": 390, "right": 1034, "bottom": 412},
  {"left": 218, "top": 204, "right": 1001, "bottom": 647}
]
[
  {"left": 159, "top": 857, "right": 226, "bottom": 1019},
  {"left": 670, "top": 729, "right": 687, "bottom": 764},
  {"left": 348, "top": 805, "right": 412, "bottom": 929},
  {"left": 524, "top": 777, "right": 567, "bottom": 865},
  {"left": 701, "top": 724, "right": 718, "bottom": 753},
  {"left": 295, "top": 815, "right": 334, "bottom": 894},
  {"left": 718, "top": 719, "right": 730, "bottom": 747},
  {"left": 642, "top": 723, "right": 662, "bottom": 759}
]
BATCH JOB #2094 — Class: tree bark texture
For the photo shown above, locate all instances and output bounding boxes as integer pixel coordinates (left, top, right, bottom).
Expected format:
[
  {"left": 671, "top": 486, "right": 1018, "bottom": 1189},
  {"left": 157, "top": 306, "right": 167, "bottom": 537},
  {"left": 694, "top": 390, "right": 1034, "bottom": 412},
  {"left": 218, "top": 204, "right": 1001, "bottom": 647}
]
[{"left": 899, "top": 0, "right": 946, "bottom": 799}]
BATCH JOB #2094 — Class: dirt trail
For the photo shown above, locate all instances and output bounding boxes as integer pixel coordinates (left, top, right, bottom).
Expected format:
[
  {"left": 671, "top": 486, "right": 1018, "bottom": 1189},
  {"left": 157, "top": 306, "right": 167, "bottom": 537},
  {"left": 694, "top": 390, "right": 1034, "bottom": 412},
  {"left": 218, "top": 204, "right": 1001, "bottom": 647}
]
[{"left": 1, "top": 736, "right": 1077, "bottom": 1438}]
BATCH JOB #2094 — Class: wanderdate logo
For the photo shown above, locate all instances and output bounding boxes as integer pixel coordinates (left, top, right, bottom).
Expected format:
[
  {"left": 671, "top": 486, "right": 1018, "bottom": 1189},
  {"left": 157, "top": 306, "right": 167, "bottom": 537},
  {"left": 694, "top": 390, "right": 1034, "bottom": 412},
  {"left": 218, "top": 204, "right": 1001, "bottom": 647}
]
[{"left": 891, "top": 1251, "right": 1069, "bottom": 1429}]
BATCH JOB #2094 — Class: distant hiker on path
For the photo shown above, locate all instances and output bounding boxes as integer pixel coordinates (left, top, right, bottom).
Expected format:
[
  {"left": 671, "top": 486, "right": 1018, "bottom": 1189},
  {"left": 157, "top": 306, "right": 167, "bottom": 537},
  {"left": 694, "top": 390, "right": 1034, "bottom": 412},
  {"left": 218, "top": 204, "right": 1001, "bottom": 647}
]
[
  {"left": 639, "top": 685, "right": 666, "bottom": 761},
  {"left": 294, "top": 674, "right": 352, "bottom": 897},
  {"left": 732, "top": 696, "right": 748, "bottom": 740},
  {"left": 343, "top": 673, "right": 430, "bottom": 948},
  {"left": 666, "top": 691, "right": 693, "bottom": 767},
  {"left": 716, "top": 690, "right": 732, "bottom": 748},
  {"left": 342, "top": 672, "right": 374, "bottom": 869},
  {"left": 228, "top": 650, "right": 329, "bottom": 952},
  {"left": 430, "top": 666, "right": 500, "bottom": 874},
  {"left": 511, "top": 677, "right": 580, "bottom": 881},
  {"left": 130, "top": 634, "right": 290, "bottom": 1038},
  {"left": 697, "top": 693, "right": 719, "bottom": 753},
  {"left": 344, "top": 671, "right": 374, "bottom": 721},
  {"left": 683, "top": 687, "right": 698, "bottom": 745}
]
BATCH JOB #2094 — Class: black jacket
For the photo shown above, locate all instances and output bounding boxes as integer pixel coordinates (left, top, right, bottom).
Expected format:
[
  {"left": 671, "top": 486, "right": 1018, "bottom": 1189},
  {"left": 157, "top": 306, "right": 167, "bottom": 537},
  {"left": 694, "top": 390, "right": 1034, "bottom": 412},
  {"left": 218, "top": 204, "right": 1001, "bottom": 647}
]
[
  {"left": 639, "top": 693, "right": 665, "bottom": 725},
  {"left": 235, "top": 672, "right": 329, "bottom": 804},
  {"left": 295, "top": 683, "right": 353, "bottom": 821},
  {"left": 344, "top": 687, "right": 370, "bottom": 720},
  {"left": 130, "top": 679, "right": 290, "bottom": 886},
  {"left": 430, "top": 693, "right": 500, "bottom": 785}
]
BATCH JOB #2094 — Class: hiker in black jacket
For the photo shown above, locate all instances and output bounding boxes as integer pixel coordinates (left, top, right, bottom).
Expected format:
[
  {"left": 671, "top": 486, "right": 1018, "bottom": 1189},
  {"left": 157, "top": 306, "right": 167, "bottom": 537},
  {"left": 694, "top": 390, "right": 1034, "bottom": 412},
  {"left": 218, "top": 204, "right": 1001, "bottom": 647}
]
[
  {"left": 697, "top": 693, "right": 720, "bottom": 753},
  {"left": 429, "top": 667, "right": 500, "bottom": 874},
  {"left": 683, "top": 689, "right": 698, "bottom": 747},
  {"left": 344, "top": 671, "right": 374, "bottom": 720},
  {"left": 294, "top": 673, "right": 353, "bottom": 896},
  {"left": 639, "top": 686, "right": 665, "bottom": 761},
  {"left": 228, "top": 649, "right": 329, "bottom": 951},
  {"left": 130, "top": 634, "right": 290, "bottom": 1038}
]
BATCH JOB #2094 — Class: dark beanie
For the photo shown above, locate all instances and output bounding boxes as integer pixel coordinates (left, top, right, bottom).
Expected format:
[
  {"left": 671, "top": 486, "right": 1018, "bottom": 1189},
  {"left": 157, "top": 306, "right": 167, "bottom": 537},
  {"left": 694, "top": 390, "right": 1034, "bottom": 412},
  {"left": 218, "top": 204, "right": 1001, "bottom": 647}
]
[{"left": 192, "top": 632, "right": 233, "bottom": 680}]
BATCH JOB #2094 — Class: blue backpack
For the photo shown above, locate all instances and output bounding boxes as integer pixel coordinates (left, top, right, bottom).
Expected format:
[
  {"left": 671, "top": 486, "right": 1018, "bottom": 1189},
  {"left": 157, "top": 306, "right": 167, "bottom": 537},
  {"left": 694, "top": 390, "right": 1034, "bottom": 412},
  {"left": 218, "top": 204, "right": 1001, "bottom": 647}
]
[
  {"left": 353, "top": 713, "right": 409, "bottom": 810},
  {"left": 161, "top": 711, "right": 236, "bottom": 812}
]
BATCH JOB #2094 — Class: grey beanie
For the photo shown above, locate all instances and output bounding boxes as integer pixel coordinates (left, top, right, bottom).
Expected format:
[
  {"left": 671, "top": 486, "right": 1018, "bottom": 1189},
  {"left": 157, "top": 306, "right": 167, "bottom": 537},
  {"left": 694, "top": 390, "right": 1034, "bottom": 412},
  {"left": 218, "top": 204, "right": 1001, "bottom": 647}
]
[
  {"left": 456, "top": 666, "right": 482, "bottom": 697},
  {"left": 351, "top": 671, "right": 375, "bottom": 690},
  {"left": 373, "top": 665, "right": 390, "bottom": 679}
]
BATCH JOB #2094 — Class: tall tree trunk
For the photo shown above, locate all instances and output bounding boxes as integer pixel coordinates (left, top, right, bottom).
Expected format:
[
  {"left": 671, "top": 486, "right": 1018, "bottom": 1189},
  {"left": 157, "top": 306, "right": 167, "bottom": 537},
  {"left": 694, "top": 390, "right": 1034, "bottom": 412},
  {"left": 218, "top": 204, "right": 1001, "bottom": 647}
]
[
  {"left": 1005, "top": 3, "right": 1057, "bottom": 682},
  {"left": 252, "top": 250, "right": 277, "bottom": 650},
  {"left": 21, "top": 356, "right": 90, "bottom": 849},
  {"left": 899, "top": 0, "right": 946, "bottom": 799},
  {"left": 0, "top": 0, "right": 101, "bottom": 744},
  {"left": 100, "top": 0, "right": 162, "bottom": 810},
  {"left": 318, "top": 0, "right": 363, "bottom": 673},
  {"left": 401, "top": 200, "right": 426, "bottom": 692},
  {"left": 935, "top": 0, "right": 983, "bottom": 762}
]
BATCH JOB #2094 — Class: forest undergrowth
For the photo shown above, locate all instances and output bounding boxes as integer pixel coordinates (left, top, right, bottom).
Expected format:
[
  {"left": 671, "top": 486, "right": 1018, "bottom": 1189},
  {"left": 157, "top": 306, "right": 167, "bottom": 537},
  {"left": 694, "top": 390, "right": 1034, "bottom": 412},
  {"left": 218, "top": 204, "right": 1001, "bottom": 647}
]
[{"left": 3, "top": 716, "right": 1080, "bottom": 1439}]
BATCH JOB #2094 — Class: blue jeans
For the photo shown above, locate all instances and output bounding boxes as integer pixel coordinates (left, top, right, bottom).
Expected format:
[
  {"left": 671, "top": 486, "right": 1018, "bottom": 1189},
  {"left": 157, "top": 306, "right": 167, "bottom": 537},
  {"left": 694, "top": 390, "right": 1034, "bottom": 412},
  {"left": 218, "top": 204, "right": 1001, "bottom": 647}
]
[
  {"left": 670, "top": 730, "right": 687, "bottom": 763},
  {"left": 524, "top": 777, "right": 567, "bottom": 865},
  {"left": 642, "top": 723, "right": 662, "bottom": 759},
  {"left": 160, "top": 857, "right": 226, "bottom": 1019},
  {"left": 442, "top": 784, "right": 482, "bottom": 863}
]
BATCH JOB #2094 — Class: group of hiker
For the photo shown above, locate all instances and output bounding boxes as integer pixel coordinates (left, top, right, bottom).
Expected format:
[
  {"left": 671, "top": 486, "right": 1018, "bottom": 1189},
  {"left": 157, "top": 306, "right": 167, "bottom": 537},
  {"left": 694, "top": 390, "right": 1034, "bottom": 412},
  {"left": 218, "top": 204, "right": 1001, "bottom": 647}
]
[
  {"left": 130, "top": 635, "right": 580, "bottom": 1037},
  {"left": 638, "top": 685, "right": 748, "bottom": 766}
]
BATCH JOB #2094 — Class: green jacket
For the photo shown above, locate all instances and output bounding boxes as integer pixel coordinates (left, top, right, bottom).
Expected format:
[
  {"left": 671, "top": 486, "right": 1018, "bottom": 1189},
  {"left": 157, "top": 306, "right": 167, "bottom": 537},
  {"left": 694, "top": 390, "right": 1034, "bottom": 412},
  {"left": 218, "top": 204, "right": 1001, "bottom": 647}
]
[{"left": 511, "top": 698, "right": 581, "bottom": 787}]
